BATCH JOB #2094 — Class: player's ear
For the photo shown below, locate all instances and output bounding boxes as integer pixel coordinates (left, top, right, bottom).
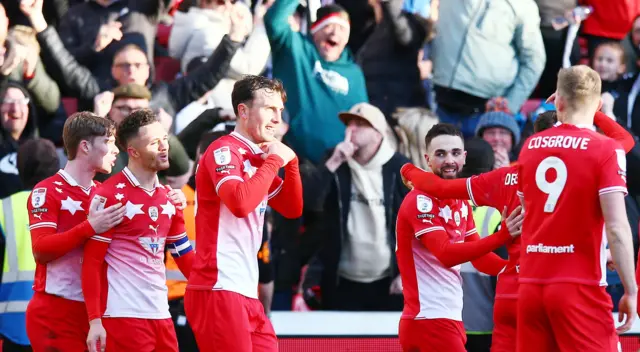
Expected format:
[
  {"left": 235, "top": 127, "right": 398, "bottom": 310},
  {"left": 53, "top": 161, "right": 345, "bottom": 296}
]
[
  {"left": 462, "top": 150, "right": 467, "bottom": 165},
  {"left": 238, "top": 104, "right": 248, "bottom": 119},
  {"left": 126, "top": 146, "right": 139, "bottom": 159},
  {"left": 80, "top": 140, "right": 91, "bottom": 155}
]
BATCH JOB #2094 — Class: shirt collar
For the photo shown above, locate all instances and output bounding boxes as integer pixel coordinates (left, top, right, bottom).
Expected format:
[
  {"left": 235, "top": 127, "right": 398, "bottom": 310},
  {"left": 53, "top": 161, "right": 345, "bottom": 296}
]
[
  {"left": 122, "top": 167, "right": 163, "bottom": 189},
  {"left": 554, "top": 122, "right": 596, "bottom": 131},
  {"left": 230, "top": 131, "right": 264, "bottom": 154},
  {"left": 57, "top": 169, "right": 96, "bottom": 189}
]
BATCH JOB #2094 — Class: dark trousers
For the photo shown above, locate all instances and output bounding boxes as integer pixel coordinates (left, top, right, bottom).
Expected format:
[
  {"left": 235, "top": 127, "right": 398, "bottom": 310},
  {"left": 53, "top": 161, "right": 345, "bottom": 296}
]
[
  {"left": 329, "top": 276, "right": 403, "bottom": 311},
  {"left": 465, "top": 334, "right": 492, "bottom": 352},
  {"left": 169, "top": 298, "right": 199, "bottom": 352},
  {"left": 1, "top": 337, "right": 31, "bottom": 352}
]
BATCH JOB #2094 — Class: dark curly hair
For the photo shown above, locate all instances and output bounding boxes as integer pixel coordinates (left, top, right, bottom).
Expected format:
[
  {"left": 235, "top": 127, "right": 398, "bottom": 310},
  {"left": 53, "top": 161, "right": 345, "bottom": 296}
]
[
  {"left": 424, "top": 123, "right": 464, "bottom": 150},
  {"left": 116, "top": 108, "right": 158, "bottom": 150}
]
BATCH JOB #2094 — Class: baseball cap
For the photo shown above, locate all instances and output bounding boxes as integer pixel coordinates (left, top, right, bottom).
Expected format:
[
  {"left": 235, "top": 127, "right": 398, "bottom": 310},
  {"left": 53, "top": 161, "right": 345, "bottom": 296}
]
[{"left": 338, "top": 102, "right": 388, "bottom": 134}]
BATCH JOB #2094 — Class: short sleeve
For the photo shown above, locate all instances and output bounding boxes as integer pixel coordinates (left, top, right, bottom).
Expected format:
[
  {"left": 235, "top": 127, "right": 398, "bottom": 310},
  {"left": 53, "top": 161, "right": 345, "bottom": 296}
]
[
  {"left": 598, "top": 141, "right": 628, "bottom": 196},
  {"left": 27, "top": 184, "right": 59, "bottom": 231},
  {"left": 204, "top": 140, "right": 245, "bottom": 194},
  {"left": 467, "top": 167, "right": 511, "bottom": 209},
  {"left": 464, "top": 201, "right": 477, "bottom": 237},
  {"left": 404, "top": 193, "right": 446, "bottom": 238}
]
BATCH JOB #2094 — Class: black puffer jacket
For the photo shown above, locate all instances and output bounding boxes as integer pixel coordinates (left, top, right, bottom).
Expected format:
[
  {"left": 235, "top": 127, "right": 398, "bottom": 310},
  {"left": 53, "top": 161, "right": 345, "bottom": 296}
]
[{"left": 355, "top": 0, "right": 428, "bottom": 119}]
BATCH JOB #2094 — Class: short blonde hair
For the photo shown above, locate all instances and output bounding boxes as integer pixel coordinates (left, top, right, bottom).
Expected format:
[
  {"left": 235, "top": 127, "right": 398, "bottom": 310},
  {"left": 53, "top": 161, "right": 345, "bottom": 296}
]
[{"left": 556, "top": 65, "right": 602, "bottom": 111}]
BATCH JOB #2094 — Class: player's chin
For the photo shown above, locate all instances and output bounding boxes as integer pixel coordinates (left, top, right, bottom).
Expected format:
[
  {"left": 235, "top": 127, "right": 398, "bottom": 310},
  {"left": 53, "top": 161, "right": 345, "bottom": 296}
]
[{"left": 96, "top": 165, "right": 112, "bottom": 174}]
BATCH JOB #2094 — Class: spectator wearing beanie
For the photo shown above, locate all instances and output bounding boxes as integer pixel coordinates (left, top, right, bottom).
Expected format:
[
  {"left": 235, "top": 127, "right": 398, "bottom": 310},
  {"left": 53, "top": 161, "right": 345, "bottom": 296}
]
[
  {"left": 475, "top": 111, "right": 521, "bottom": 170},
  {"left": 265, "top": 1, "right": 369, "bottom": 164}
]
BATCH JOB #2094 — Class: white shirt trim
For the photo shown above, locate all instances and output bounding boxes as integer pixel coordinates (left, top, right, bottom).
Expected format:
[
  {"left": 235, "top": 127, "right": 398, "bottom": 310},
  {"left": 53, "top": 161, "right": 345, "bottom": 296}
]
[
  {"left": 230, "top": 132, "right": 263, "bottom": 154},
  {"left": 215, "top": 175, "right": 244, "bottom": 194}
]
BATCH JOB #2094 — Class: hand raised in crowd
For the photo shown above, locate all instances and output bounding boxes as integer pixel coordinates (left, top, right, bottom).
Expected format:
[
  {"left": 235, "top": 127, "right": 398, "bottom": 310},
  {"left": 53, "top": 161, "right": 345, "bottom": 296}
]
[
  {"left": 229, "top": 4, "right": 250, "bottom": 42},
  {"left": 262, "top": 141, "right": 296, "bottom": 165},
  {"left": 156, "top": 107, "right": 173, "bottom": 132},
  {"left": 20, "top": 0, "right": 47, "bottom": 32},
  {"left": 93, "top": 91, "right": 114, "bottom": 118},
  {"left": 22, "top": 44, "right": 38, "bottom": 78},
  {"left": 87, "top": 195, "right": 126, "bottom": 234},
  {"left": 325, "top": 128, "right": 357, "bottom": 172},
  {"left": 502, "top": 206, "right": 524, "bottom": 238},
  {"left": 1, "top": 43, "right": 26, "bottom": 76},
  {"left": 94, "top": 21, "right": 123, "bottom": 52},
  {"left": 254, "top": 0, "right": 275, "bottom": 23}
]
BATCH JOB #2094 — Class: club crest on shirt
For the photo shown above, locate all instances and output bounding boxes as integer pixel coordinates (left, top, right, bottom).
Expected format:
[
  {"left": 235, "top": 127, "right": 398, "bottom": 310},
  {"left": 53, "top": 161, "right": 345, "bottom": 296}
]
[
  {"left": 139, "top": 236, "right": 165, "bottom": 256},
  {"left": 148, "top": 206, "right": 159, "bottom": 222},
  {"left": 92, "top": 195, "right": 107, "bottom": 211},
  {"left": 214, "top": 147, "right": 231, "bottom": 165},
  {"left": 454, "top": 211, "right": 461, "bottom": 226},
  {"left": 31, "top": 188, "right": 47, "bottom": 208},
  {"left": 416, "top": 195, "right": 432, "bottom": 213}
]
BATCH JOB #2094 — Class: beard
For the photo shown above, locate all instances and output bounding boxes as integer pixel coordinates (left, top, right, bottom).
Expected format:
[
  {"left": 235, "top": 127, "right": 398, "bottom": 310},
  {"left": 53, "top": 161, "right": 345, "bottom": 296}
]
[{"left": 434, "top": 164, "right": 460, "bottom": 180}]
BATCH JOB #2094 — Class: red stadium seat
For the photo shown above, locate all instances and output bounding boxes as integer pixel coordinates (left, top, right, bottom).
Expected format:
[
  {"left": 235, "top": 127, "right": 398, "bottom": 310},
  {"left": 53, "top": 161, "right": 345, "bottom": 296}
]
[
  {"left": 62, "top": 97, "right": 78, "bottom": 117},
  {"left": 520, "top": 99, "right": 542, "bottom": 117},
  {"left": 154, "top": 56, "right": 181, "bottom": 83},
  {"left": 157, "top": 23, "right": 172, "bottom": 48}
]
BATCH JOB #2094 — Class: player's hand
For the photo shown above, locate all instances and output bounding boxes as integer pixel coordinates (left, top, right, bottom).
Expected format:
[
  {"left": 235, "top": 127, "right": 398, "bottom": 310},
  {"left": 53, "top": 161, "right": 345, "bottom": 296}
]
[
  {"left": 389, "top": 275, "right": 403, "bottom": 294},
  {"left": 20, "top": 0, "right": 47, "bottom": 32},
  {"left": 262, "top": 141, "right": 296, "bottom": 165},
  {"left": 166, "top": 185, "right": 187, "bottom": 210},
  {"left": 616, "top": 293, "right": 637, "bottom": 334},
  {"left": 88, "top": 196, "right": 126, "bottom": 234},
  {"left": 87, "top": 319, "right": 107, "bottom": 352},
  {"left": 502, "top": 206, "right": 524, "bottom": 238}
]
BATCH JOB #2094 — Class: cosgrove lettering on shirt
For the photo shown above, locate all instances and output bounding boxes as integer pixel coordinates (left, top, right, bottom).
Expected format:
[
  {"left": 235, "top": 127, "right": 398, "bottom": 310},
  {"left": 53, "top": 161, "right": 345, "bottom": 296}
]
[{"left": 527, "top": 136, "right": 590, "bottom": 150}]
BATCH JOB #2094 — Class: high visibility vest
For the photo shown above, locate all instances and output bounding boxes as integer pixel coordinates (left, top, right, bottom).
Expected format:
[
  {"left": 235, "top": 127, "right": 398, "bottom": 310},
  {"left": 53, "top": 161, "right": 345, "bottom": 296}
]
[
  {"left": 461, "top": 206, "right": 502, "bottom": 335},
  {"left": 166, "top": 185, "right": 196, "bottom": 300},
  {"left": 0, "top": 191, "right": 35, "bottom": 345}
]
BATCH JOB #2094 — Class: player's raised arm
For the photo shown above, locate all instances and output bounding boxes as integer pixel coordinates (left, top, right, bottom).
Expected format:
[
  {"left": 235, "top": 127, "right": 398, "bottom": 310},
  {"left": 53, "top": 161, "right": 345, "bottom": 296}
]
[
  {"left": 408, "top": 194, "right": 518, "bottom": 268},
  {"left": 28, "top": 186, "right": 125, "bottom": 264},
  {"left": 208, "top": 140, "right": 283, "bottom": 218},
  {"left": 467, "top": 206, "right": 523, "bottom": 276},
  {"left": 594, "top": 111, "right": 635, "bottom": 153},
  {"left": 401, "top": 164, "right": 469, "bottom": 200},
  {"left": 265, "top": 142, "right": 303, "bottom": 219}
]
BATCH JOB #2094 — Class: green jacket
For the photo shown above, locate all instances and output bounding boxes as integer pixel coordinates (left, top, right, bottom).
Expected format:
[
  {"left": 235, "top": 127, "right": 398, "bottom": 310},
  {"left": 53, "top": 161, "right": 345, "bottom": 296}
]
[
  {"left": 265, "top": 0, "right": 369, "bottom": 163},
  {"left": 8, "top": 58, "right": 60, "bottom": 114}
]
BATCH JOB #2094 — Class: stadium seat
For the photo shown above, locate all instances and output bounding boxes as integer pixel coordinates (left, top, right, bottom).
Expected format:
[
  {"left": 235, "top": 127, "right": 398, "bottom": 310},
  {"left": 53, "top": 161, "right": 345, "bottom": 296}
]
[
  {"left": 154, "top": 56, "right": 181, "bottom": 83},
  {"left": 62, "top": 97, "right": 78, "bottom": 117},
  {"left": 520, "top": 99, "right": 542, "bottom": 117},
  {"left": 157, "top": 23, "right": 172, "bottom": 48}
]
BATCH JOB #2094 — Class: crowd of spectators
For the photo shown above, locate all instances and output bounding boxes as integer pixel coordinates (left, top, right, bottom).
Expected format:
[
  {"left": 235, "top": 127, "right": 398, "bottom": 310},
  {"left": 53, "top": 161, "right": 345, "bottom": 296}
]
[{"left": 1, "top": 0, "right": 640, "bottom": 351}]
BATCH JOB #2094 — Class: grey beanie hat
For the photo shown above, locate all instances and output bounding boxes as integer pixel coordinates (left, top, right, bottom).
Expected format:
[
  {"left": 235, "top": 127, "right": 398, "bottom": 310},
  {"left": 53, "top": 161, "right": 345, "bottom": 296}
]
[{"left": 475, "top": 111, "right": 521, "bottom": 146}]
